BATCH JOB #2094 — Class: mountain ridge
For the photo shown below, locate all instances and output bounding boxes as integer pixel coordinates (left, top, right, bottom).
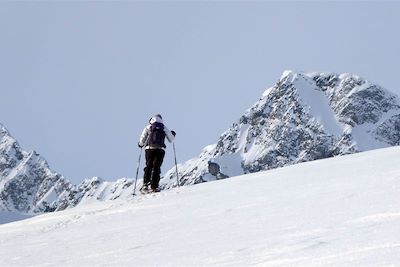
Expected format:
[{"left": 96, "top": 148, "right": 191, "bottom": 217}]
[
  {"left": 161, "top": 70, "right": 400, "bottom": 188},
  {"left": 1, "top": 70, "right": 400, "bottom": 217},
  {"left": 0, "top": 124, "right": 135, "bottom": 215}
]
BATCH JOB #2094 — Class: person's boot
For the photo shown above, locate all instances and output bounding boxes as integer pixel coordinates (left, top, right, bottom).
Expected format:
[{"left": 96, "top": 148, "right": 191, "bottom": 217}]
[
  {"left": 140, "top": 183, "right": 150, "bottom": 194},
  {"left": 150, "top": 187, "right": 161, "bottom": 193}
]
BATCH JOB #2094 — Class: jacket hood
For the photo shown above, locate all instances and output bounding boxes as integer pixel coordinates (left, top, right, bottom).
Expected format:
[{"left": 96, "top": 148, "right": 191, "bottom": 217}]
[{"left": 149, "top": 116, "right": 163, "bottom": 124}]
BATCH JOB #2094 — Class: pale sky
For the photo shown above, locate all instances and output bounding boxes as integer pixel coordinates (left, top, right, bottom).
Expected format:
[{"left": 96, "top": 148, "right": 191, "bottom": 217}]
[{"left": 1, "top": 1, "right": 399, "bottom": 184}]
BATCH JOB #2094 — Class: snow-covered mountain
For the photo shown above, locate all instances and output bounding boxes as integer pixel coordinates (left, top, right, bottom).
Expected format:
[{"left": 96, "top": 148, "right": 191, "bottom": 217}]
[
  {"left": 0, "top": 124, "right": 136, "bottom": 215},
  {"left": 1, "top": 146, "right": 400, "bottom": 266},
  {"left": 0, "top": 124, "right": 78, "bottom": 213},
  {"left": 2, "top": 70, "right": 400, "bottom": 217},
  {"left": 162, "top": 71, "right": 400, "bottom": 188}
]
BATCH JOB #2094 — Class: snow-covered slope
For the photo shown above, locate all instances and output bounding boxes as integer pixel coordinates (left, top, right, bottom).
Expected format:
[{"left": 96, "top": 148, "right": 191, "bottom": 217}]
[
  {"left": 162, "top": 71, "right": 400, "bottom": 188},
  {"left": 1, "top": 146, "right": 399, "bottom": 266}
]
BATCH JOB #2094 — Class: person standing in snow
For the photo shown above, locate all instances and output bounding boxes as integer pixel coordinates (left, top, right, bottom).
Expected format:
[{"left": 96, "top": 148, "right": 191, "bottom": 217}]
[{"left": 138, "top": 114, "right": 176, "bottom": 193}]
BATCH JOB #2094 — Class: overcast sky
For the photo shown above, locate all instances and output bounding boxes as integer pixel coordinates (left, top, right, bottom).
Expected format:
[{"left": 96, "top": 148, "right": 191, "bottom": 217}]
[{"left": 1, "top": 1, "right": 399, "bottom": 184}]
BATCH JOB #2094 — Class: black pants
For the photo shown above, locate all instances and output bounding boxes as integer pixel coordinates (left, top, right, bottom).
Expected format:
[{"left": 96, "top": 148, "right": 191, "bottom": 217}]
[{"left": 143, "top": 149, "right": 165, "bottom": 189}]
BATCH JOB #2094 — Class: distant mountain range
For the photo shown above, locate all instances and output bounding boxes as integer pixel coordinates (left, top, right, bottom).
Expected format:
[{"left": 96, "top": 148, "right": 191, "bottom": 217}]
[
  {"left": 1, "top": 70, "right": 399, "bottom": 216},
  {"left": 0, "top": 124, "right": 134, "bottom": 214}
]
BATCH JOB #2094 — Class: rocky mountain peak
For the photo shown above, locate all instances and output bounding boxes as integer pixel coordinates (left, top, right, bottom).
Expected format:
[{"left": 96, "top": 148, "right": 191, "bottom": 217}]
[
  {"left": 0, "top": 124, "right": 136, "bottom": 216},
  {"left": 0, "top": 125, "right": 79, "bottom": 214},
  {"left": 161, "top": 71, "right": 400, "bottom": 188}
]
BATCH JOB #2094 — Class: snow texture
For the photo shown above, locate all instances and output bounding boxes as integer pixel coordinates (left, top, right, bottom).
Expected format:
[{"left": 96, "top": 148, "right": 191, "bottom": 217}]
[{"left": 1, "top": 146, "right": 400, "bottom": 266}]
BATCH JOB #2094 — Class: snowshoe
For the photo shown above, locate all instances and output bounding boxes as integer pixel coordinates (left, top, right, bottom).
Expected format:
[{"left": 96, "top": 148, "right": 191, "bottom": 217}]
[
  {"left": 140, "top": 185, "right": 150, "bottom": 194},
  {"left": 150, "top": 188, "right": 161, "bottom": 193}
]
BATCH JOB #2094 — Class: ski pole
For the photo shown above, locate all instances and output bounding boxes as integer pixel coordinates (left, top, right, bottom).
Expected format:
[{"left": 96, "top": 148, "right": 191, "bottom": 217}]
[
  {"left": 173, "top": 142, "right": 180, "bottom": 188},
  {"left": 133, "top": 147, "right": 143, "bottom": 195}
]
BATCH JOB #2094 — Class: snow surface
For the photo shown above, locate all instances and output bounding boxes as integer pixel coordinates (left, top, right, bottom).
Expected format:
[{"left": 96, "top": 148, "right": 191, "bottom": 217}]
[
  {"left": 290, "top": 72, "right": 344, "bottom": 137},
  {"left": 1, "top": 146, "right": 400, "bottom": 266}
]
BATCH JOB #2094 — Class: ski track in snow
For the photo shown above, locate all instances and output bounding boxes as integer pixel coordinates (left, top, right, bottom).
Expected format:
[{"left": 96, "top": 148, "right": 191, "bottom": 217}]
[{"left": 1, "top": 147, "right": 400, "bottom": 266}]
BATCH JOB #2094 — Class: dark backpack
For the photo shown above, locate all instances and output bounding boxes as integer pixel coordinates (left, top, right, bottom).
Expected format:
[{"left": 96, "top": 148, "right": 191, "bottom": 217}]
[{"left": 147, "top": 122, "right": 166, "bottom": 148}]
